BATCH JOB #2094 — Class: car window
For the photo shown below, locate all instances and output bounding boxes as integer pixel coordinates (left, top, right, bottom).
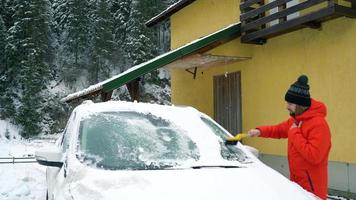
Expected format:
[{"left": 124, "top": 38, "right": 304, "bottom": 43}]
[
  {"left": 77, "top": 112, "right": 200, "bottom": 170},
  {"left": 60, "top": 128, "right": 70, "bottom": 153},
  {"left": 61, "top": 112, "right": 76, "bottom": 152},
  {"left": 200, "top": 117, "right": 248, "bottom": 163}
]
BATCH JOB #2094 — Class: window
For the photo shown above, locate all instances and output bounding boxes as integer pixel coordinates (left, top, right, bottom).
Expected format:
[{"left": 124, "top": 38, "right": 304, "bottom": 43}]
[{"left": 77, "top": 112, "right": 200, "bottom": 170}]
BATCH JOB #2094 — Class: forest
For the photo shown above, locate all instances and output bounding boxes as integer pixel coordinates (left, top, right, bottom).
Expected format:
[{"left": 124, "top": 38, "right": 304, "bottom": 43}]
[{"left": 0, "top": 0, "right": 176, "bottom": 137}]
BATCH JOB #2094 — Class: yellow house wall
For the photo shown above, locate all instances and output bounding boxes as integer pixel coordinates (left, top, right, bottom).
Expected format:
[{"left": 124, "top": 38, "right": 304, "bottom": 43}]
[
  {"left": 170, "top": 0, "right": 356, "bottom": 163},
  {"left": 171, "top": 0, "right": 240, "bottom": 47}
]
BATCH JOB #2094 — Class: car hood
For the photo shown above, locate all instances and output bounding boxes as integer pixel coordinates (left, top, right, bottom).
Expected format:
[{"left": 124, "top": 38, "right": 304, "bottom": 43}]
[{"left": 68, "top": 164, "right": 319, "bottom": 200}]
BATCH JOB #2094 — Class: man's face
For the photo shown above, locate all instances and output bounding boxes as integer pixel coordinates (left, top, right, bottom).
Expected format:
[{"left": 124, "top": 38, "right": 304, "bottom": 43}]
[{"left": 286, "top": 102, "right": 297, "bottom": 116}]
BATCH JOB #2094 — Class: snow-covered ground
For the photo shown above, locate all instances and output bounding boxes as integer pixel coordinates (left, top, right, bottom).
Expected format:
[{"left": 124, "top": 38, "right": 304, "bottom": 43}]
[{"left": 0, "top": 134, "right": 57, "bottom": 200}]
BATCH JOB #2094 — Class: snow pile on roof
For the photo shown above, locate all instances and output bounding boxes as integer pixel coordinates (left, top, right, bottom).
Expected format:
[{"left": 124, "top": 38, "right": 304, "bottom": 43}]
[{"left": 60, "top": 82, "right": 104, "bottom": 103}]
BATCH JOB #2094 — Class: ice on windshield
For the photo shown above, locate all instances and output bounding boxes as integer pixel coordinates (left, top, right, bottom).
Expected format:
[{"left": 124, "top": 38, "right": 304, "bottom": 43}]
[
  {"left": 200, "top": 117, "right": 248, "bottom": 163},
  {"left": 77, "top": 112, "right": 200, "bottom": 170}
]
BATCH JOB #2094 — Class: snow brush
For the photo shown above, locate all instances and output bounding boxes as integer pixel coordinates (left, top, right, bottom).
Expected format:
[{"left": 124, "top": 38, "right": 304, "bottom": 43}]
[{"left": 225, "top": 133, "right": 248, "bottom": 145}]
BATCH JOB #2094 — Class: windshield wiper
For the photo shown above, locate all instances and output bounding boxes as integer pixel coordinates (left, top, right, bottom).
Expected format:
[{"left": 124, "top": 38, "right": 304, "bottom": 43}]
[{"left": 190, "top": 165, "right": 244, "bottom": 169}]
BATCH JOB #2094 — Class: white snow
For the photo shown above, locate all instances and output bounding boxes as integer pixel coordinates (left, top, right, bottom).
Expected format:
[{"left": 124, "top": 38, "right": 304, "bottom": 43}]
[
  {"left": 0, "top": 120, "right": 21, "bottom": 140},
  {"left": 0, "top": 122, "right": 57, "bottom": 200}
]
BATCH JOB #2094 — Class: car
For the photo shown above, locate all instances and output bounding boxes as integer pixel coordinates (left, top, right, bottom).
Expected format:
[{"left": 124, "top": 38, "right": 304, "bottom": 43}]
[{"left": 36, "top": 100, "right": 319, "bottom": 200}]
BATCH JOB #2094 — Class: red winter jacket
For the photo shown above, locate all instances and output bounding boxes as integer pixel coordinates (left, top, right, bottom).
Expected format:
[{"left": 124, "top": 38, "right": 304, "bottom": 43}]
[{"left": 257, "top": 99, "right": 331, "bottom": 200}]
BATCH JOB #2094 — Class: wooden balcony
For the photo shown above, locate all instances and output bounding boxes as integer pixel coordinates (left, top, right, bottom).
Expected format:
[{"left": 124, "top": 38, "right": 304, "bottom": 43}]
[{"left": 240, "top": 0, "right": 356, "bottom": 44}]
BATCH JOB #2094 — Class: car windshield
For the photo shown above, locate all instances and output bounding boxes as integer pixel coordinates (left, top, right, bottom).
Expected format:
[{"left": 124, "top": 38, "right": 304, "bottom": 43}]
[
  {"left": 77, "top": 112, "right": 200, "bottom": 170},
  {"left": 200, "top": 117, "right": 248, "bottom": 163}
]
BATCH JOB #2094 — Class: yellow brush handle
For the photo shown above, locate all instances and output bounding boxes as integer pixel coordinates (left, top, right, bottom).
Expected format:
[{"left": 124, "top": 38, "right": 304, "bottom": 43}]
[{"left": 226, "top": 133, "right": 248, "bottom": 141}]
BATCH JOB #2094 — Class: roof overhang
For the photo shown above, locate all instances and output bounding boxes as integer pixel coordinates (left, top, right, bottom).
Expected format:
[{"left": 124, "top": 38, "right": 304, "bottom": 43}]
[
  {"left": 166, "top": 53, "right": 250, "bottom": 70},
  {"left": 61, "top": 22, "right": 244, "bottom": 103},
  {"left": 145, "top": 0, "right": 196, "bottom": 27}
]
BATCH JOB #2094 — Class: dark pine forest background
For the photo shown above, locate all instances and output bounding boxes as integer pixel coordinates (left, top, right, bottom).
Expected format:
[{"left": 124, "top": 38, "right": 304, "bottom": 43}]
[{"left": 0, "top": 0, "right": 177, "bottom": 138}]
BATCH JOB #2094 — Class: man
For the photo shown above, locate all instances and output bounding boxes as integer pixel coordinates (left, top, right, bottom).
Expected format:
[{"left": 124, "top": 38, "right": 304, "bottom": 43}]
[{"left": 247, "top": 75, "right": 331, "bottom": 200}]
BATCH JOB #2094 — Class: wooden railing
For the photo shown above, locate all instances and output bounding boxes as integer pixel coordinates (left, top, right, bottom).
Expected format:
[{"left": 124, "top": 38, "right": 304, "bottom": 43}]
[{"left": 240, "top": 0, "right": 356, "bottom": 44}]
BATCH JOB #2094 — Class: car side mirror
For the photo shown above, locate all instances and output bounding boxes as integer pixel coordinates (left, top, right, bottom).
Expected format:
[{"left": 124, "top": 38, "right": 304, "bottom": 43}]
[{"left": 35, "top": 147, "right": 63, "bottom": 168}]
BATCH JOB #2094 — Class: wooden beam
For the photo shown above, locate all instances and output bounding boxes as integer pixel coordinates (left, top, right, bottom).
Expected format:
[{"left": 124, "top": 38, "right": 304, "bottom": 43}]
[
  {"left": 126, "top": 78, "right": 140, "bottom": 102},
  {"left": 335, "top": 4, "right": 356, "bottom": 18},
  {"left": 240, "top": 0, "right": 295, "bottom": 21},
  {"left": 100, "top": 91, "right": 113, "bottom": 102},
  {"left": 240, "top": 0, "right": 263, "bottom": 10},
  {"left": 242, "top": 6, "right": 335, "bottom": 42},
  {"left": 242, "top": 0, "right": 325, "bottom": 32},
  {"left": 244, "top": 38, "right": 267, "bottom": 45},
  {"left": 278, "top": 3, "right": 287, "bottom": 23},
  {"left": 303, "top": 21, "right": 322, "bottom": 29}
]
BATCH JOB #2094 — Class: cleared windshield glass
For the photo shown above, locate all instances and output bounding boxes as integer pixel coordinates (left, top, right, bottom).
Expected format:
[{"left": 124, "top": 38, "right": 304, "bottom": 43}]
[
  {"left": 200, "top": 117, "right": 248, "bottom": 163},
  {"left": 77, "top": 112, "right": 200, "bottom": 170}
]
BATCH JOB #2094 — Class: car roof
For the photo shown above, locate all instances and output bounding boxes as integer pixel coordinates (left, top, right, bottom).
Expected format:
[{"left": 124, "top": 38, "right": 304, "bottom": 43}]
[{"left": 74, "top": 100, "right": 201, "bottom": 117}]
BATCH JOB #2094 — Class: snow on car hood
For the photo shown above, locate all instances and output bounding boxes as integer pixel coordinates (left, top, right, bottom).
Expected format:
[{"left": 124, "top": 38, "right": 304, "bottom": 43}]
[{"left": 68, "top": 164, "right": 319, "bottom": 200}]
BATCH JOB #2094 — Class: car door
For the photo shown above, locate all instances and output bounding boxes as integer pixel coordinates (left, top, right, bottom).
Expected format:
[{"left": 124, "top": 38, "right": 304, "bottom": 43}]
[{"left": 47, "top": 112, "right": 76, "bottom": 200}]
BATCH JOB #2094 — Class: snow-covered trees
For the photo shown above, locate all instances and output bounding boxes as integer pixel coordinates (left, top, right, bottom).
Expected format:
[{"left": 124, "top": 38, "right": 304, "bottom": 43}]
[
  {"left": 0, "top": 16, "right": 5, "bottom": 70},
  {"left": 112, "top": 0, "right": 132, "bottom": 47},
  {"left": 55, "top": 0, "right": 91, "bottom": 84},
  {"left": 0, "top": 0, "right": 176, "bottom": 137},
  {"left": 88, "top": 0, "right": 113, "bottom": 84},
  {"left": 125, "top": 0, "right": 155, "bottom": 66},
  {"left": 3, "top": 0, "right": 51, "bottom": 137},
  {"left": 123, "top": 0, "right": 173, "bottom": 103},
  {"left": 0, "top": 15, "right": 14, "bottom": 120}
]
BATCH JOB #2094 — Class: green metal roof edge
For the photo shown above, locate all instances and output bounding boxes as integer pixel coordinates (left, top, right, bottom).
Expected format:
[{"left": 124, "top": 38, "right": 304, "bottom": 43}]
[{"left": 102, "top": 22, "right": 241, "bottom": 93}]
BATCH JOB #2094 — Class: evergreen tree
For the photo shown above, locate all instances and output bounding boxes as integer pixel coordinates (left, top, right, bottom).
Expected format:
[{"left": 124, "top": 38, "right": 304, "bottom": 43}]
[
  {"left": 1, "top": 0, "right": 26, "bottom": 120},
  {"left": 0, "top": 0, "right": 4, "bottom": 19},
  {"left": 110, "top": 0, "right": 132, "bottom": 73},
  {"left": 52, "top": 0, "right": 67, "bottom": 36},
  {"left": 59, "top": 0, "right": 91, "bottom": 84},
  {"left": 0, "top": 0, "right": 15, "bottom": 30},
  {"left": 124, "top": 0, "right": 173, "bottom": 86},
  {"left": 125, "top": 0, "right": 155, "bottom": 66},
  {"left": 88, "top": 0, "right": 114, "bottom": 84},
  {"left": 66, "top": 0, "right": 90, "bottom": 60},
  {"left": 0, "top": 16, "right": 14, "bottom": 120},
  {"left": 0, "top": 16, "right": 5, "bottom": 72},
  {"left": 0, "top": 0, "right": 177, "bottom": 137},
  {"left": 5, "top": 0, "right": 51, "bottom": 137},
  {"left": 41, "top": 92, "right": 68, "bottom": 135},
  {"left": 112, "top": 0, "right": 132, "bottom": 46}
]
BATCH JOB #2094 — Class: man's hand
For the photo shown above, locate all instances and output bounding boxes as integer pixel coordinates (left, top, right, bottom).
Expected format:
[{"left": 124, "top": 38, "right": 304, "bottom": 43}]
[{"left": 247, "top": 129, "right": 261, "bottom": 137}]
